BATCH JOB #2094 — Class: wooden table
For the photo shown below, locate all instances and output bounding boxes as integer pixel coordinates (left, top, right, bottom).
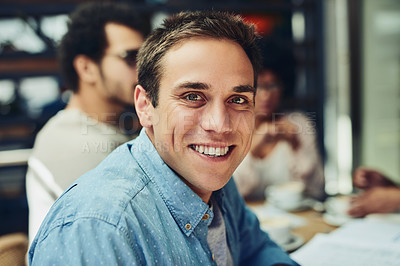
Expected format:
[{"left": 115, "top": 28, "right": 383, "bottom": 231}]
[
  {"left": 246, "top": 201, "right": 338, "bottom": 245},
  {"left": 289, "top": 209, "right": 337, "bottom": 243}
]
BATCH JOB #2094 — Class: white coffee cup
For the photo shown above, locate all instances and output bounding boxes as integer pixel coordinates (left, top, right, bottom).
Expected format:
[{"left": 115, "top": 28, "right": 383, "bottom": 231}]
[
  {"left": 324, "top": 196, "right": 351, "bottom": 217},
  {"left": 323, "top": 196, "right": 353, "bottom": 226},
  {"left": 260, "top": 216, "right": 292, "bottom": 245},
  {"left": 265, "top": 181, "right": 305, "bottom": 210}
]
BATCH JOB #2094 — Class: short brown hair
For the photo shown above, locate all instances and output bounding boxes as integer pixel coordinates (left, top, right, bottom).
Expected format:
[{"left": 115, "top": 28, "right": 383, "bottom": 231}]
[{"left": 137, "top": 10, "right": 261, "bottom": 107}]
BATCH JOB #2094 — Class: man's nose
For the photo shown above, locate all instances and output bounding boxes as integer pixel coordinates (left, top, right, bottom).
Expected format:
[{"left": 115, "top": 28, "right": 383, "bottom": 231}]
[{"left": 200, "top": 102, "right": 232, "bottom": 133}]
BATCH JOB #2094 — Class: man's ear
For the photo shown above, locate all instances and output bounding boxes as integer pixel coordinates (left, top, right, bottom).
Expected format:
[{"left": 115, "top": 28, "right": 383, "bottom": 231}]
[
  {"left": 73, "top": 55, "right": 98, "bottom": 84},
  {"left": 134, "top": 84, "right": 154, "bottom": 128}
]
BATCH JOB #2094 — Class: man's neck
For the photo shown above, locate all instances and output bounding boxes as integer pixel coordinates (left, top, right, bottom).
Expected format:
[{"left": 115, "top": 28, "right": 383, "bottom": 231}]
[{"left": 66, "top": 89, "right": 124, "bottom": 126}]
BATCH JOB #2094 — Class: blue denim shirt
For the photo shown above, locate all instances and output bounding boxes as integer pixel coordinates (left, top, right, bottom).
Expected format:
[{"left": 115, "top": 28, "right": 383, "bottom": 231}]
[{"left": 29, "top": 129, "right": 298, "bottom": 265}]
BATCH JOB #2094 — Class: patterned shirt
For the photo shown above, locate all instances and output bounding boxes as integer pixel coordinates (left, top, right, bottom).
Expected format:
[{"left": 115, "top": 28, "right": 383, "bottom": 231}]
[{"left": 29, "top": 129, "right": 298, "bottom": 265}]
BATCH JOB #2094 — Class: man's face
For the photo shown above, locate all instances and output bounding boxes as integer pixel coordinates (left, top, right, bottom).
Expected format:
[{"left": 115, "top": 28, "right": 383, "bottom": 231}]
[
  {"left": 98, "top": 23, "right": 144, "bottom": 107},
  {"left": 143, "top": 38, "right": 255, "bottom": 201}
]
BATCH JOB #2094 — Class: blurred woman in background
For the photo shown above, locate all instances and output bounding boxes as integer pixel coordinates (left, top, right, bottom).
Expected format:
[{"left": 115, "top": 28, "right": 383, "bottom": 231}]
[{"left": 234, "top": 38, "right": 326, "bottom": 201}]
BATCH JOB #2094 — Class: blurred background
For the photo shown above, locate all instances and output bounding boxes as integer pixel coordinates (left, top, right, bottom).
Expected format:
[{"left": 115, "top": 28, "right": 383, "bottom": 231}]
[{"left": 0, "top": 0, "right": 399, "bottom": 237}]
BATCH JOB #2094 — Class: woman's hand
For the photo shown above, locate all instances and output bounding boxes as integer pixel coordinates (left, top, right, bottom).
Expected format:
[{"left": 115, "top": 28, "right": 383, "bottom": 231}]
[
  {"left": 251, "top": 118, "right": 300, "bottom": 158},
  {"left": 273, "top": 118, "right": 300, "bottom": 150}
]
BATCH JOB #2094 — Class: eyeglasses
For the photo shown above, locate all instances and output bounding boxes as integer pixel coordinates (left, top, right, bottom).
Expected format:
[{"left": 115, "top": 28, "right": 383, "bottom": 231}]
[{"left": 106, "top": 49, "right": 139, "bottom": 67}]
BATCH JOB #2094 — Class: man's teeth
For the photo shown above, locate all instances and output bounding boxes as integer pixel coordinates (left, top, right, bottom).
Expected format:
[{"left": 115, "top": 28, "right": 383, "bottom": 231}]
[{"left": 194, "top": 145, "right": 229, "bottom": 157}]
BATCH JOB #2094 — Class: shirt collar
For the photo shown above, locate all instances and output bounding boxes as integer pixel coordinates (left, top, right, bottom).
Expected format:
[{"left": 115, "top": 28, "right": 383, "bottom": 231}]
[{"left": 130, "top": 129, "right": 212, "bottom": 236}]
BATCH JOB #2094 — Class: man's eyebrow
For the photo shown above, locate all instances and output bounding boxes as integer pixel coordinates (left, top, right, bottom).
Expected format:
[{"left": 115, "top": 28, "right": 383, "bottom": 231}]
[
  {"left": 175, "top": 82, "right": 255, "bottom": 94},
  {"left": 233, "top": 85, "right": 256, "bottom": 94},
  {"left": 176, "top": 82, "right": 210, "bottom": 90}
]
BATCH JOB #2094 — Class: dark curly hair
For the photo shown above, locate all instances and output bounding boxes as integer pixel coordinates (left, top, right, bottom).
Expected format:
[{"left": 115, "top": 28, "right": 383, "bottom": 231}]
[
  {"left": 137, "top": 10, "right": 261, "bottom": 107},
  {"left": 58, "top": 2, "right": 151, "bottom": 91}
]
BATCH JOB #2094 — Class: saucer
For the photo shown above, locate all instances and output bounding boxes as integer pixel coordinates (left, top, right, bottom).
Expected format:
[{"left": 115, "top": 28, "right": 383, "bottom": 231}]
[
  {"left": 322, "top": 213, "right": 352, "bottom": 226},
  {"left": 280, "top": 234, "right": 304, "bottom": 252},
  {"left": 268, "top": 198, "right": 314, "bottom": 212}
]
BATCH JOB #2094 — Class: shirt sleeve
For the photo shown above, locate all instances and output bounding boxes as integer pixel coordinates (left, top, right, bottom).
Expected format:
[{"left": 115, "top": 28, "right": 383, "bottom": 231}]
[
  {"left": 26, "top": 158, "right": 64, "bottom": 246},
  {"left": 29, "top": 218, "right": 142, "bottom": 265}
]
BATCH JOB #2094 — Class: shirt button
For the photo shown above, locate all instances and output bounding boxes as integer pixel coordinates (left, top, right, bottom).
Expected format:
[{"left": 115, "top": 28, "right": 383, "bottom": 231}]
[
  {"left": 202, "top": 213, "right": 210, "bottom": 220},
  {"left": 185, "top": 223, "right": 192, "bottom": 230}
]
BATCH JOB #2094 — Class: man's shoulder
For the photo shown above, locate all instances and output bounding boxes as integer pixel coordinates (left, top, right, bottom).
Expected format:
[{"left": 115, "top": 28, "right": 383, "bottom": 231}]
[
  {"left": 38, "top": 155, "right": 150, "bottom": 234},
  {"left": 34, "top": 109, "right": 129, "bottom": 149},
  {"left": 36, "top": 109, "right": 82, "bottom": 135},
  {"left": 30, "top": 109, "right": 131, "bottom": 180},
  {"left": 33, "top": 109, "right": 85, "bottom": 155}
]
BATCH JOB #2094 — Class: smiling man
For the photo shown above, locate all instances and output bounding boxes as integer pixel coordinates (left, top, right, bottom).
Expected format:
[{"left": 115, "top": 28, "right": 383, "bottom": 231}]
[{"left": 29, "top": 11, "right": 298, "bottom": 265}]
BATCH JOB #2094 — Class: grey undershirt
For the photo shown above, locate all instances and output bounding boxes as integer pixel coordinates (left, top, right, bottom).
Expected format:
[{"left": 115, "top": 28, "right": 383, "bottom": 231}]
[{"left": 207, "top": 199, "right": 234, "bottom": 266}]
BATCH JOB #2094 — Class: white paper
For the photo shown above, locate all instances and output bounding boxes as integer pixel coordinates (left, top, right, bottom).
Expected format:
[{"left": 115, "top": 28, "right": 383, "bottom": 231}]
[
  {"left": 291, "top": 219, "right": 400, "bottom": 266},
  {"left": 329, "top": 219, "right": 400, "bottom": 245}
]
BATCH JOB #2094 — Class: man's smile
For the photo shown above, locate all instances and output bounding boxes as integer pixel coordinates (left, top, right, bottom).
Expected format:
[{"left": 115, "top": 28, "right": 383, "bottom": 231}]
[{"left": 189, "top": 144, "right": 234, "bottom": 157}]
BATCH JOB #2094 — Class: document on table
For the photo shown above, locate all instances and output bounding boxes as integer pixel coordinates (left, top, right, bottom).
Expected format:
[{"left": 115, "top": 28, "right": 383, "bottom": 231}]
[{"left": 290, "top": 219, "right": 400, "bottom": 266}]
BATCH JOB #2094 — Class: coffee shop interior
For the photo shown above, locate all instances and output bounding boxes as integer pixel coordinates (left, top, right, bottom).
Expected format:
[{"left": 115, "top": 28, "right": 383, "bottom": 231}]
[{"left": 0, "top": 0, "right": 399, "bottom": 265}]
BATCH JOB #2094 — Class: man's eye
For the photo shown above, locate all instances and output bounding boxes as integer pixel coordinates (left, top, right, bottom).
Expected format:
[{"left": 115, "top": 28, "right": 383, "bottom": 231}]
[
  {"left": 231, "top": 97, "right": 247, "bottom": 104},
  {"left": 185, "top": 93, "right": 202, "bottom": 101}
]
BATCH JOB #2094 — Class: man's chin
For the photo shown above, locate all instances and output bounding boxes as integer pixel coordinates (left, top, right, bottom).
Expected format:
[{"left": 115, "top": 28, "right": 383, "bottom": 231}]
[
  {"left": 197, "top": 175, "right": 232, "bottom": 191},
  {"left": 181, "top": 171, "right": 231, "bottom": 192}
]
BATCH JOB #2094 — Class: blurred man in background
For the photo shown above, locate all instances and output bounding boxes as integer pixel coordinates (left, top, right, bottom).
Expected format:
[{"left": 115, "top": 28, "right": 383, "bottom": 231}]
[{"left": 25, "top": 2, "right": 150, "bottom": 244}]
